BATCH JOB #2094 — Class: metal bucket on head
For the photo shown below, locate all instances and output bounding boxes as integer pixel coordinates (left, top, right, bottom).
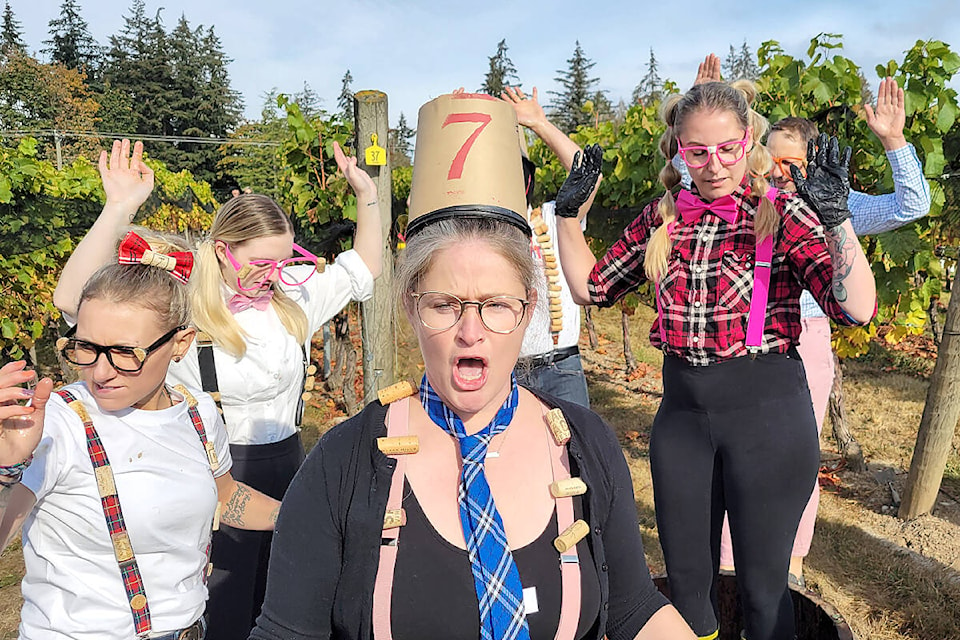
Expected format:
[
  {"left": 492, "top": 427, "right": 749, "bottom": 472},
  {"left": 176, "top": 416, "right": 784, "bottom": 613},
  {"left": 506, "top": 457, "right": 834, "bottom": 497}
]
[{"left": 653, "top": 573, "right": 857, "bottom": 640}]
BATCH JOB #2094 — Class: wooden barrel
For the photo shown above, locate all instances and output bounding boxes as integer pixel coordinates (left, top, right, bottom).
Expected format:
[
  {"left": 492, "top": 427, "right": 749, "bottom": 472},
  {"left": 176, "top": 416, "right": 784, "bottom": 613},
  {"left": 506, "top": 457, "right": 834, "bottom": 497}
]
[{"left": 652, "top": 573, "right": 856, "bottom": 640}]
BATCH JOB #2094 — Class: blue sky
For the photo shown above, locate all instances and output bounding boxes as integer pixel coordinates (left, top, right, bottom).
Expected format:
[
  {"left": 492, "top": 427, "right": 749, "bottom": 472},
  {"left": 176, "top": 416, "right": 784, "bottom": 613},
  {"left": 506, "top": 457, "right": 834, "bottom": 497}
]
[{"left": 13, "top": 0, "right": 960, "bottom": 131}]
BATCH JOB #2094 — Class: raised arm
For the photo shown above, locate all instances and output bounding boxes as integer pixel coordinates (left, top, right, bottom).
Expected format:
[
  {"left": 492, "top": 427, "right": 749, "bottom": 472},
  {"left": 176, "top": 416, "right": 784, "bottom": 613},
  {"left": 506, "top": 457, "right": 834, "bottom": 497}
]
[
  {"left": 848, "top": 77, "right": 931, "bottom": 235},
  {"left": 502, "top": 86, "right": 600, "bottom": 219},
  {"left": 554, "top": 146, "right": 605, "bottom": 304},
  {"left": 792, "top": 135, "right": 876, "bottom": 323},
  {"left": 334, "top": 140, "right": 383, "bottom": 279},
  {"left": 53, "top": 140, "right": 155, "bottom": 319},
  {"left": 0, "top": 361, "right": 52, "bottom": 549}
]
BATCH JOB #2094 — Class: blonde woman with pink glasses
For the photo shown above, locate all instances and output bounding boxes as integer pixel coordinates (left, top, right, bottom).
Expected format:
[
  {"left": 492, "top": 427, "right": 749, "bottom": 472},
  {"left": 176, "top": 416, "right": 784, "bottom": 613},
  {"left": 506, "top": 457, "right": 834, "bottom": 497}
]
[{"left": 54, "top": 138, "right": 382, "bottom": 640}]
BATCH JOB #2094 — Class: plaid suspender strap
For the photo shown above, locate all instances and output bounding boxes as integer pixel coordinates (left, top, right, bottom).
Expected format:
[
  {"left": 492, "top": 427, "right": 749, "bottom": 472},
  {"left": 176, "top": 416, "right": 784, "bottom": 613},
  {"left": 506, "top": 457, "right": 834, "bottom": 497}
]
[{"left": 56, "top": 387, "right": 217, "bottom": 637}]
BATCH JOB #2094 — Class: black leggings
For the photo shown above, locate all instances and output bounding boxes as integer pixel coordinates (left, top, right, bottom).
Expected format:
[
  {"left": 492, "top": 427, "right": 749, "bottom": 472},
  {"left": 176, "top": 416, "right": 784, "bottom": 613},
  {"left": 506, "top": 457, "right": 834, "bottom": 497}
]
[
  {"left": 205, "top": 433, "right": 305, "bottom": 640},
  {"left": 650, "top": 351, "right": 818, "bottom": 640}
]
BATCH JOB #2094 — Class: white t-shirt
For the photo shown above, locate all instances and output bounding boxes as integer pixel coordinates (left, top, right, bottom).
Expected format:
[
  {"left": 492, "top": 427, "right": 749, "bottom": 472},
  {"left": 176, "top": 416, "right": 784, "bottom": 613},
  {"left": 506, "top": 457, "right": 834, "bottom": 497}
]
[
  {"left": 521, "top": 201, "right": 587, "bottom": 357},
  {"left": 18, "top": 382, "right": 232, "bottom": 640},
  {"left": 167, "top": 249, "right": 374, "bottom": 445}
]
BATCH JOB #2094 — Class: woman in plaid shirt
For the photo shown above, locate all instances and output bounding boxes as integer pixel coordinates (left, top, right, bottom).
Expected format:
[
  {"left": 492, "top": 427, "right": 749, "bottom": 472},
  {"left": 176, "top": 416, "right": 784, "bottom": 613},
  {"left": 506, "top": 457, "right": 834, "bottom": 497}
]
[{"left": 556, "top": 81, "right": 876, "bottom": 640}]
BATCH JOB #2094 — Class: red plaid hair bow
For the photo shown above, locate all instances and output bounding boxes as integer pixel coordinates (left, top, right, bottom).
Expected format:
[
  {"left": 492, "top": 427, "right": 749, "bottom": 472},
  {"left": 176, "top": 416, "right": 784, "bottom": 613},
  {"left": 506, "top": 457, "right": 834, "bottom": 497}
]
[{"left": 118, "top": 231, "right": 194, "bottom": 283}]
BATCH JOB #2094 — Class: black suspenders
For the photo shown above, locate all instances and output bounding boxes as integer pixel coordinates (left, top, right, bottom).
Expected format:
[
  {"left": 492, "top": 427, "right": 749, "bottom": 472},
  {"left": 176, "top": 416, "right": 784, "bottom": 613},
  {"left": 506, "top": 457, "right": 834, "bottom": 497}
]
[{"left": 195, "top": 332, "right": 310, "bottom": 427}]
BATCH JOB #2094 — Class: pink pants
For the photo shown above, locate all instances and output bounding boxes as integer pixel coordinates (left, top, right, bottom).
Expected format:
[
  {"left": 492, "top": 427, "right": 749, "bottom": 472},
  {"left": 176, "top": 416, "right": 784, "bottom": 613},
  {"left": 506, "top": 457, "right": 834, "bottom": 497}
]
[{"left": 720, "top": 317, "right": 834, "bottom": 566}]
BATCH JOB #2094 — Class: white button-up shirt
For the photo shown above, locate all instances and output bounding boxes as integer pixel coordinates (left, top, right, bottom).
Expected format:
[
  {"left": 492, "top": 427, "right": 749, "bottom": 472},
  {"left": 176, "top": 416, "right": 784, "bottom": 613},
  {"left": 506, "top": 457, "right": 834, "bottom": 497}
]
[{"left": 167, "top": 250, "right": 374, "bottom": 445}]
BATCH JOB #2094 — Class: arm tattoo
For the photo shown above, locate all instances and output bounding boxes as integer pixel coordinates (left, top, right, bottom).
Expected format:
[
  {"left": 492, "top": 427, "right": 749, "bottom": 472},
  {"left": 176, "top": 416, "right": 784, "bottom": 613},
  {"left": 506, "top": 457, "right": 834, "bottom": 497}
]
[
  {"left": 826, "top": 225, "right": 855, "bottom": 303},
  {"left": 221, "top": 484, "right": 252, "bottom": 527},
  {"left": 270, "top": 503, "right": 280, "bottom": 525}
]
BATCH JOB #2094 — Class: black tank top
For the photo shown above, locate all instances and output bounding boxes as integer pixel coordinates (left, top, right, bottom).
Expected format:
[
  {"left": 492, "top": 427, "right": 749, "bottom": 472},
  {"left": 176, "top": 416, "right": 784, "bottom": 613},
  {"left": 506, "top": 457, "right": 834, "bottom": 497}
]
[{"left": 390, "top": 480, "right": 601, "bottom": 640}]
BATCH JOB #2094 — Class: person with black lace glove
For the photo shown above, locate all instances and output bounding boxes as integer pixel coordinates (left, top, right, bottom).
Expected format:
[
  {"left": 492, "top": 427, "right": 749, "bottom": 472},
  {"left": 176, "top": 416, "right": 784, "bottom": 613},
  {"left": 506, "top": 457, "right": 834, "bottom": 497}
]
[
  {"left": 555, "top": 144, "right": 604, "bottom": 218},
  {"left": 791, "top": 133, "right": 853, "bottom": 229}
]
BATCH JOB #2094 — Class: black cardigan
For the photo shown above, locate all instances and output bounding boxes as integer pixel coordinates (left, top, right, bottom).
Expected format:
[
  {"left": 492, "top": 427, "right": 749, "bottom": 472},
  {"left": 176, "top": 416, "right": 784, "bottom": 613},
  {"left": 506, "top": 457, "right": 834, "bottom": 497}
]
[{"left": 249, "top": 391, "right": 668, "bottom": 640}]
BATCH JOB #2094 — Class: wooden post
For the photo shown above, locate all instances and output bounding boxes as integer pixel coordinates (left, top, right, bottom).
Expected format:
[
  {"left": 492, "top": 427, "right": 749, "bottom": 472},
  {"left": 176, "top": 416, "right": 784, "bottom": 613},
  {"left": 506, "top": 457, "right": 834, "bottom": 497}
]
[
  {"left": 353, "top": 90, "right": 395, "bottom": 405},
  {"left": 899, "top": 286, "right": 960, "bottom": 519}
]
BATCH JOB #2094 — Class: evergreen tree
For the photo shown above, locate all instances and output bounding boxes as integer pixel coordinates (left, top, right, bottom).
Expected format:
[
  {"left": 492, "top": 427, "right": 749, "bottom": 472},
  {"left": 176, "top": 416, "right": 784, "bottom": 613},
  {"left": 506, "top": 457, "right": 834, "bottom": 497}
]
[
  {"left": 44, "top": 0, "right": 102, "bottom": 75},
  {"left": 480, "top": 39, "right": 519, "bottom": 96},
  {"left": 295, "top": 81, "right": 323, "bottom": 120},
  {"left": 338, "top": 69, "right": 353, "bottom": 124},
  {"left": 722, "top": 40, "right": 759, "bottom": 81},
  {"left": 632, "top": 48, "right": 663, "bottom": 105},
  {"left": 548, "top": 41, "right": 600, "bottom": 134},
  {"left": 589, "top": 90, "right": 614, "bottom": 124},
  {"left": 1, "top": 2, "right": 25, "bottom": 56},
  {"left": 388, "top": 111, "right": 415, "bottom": 167}
]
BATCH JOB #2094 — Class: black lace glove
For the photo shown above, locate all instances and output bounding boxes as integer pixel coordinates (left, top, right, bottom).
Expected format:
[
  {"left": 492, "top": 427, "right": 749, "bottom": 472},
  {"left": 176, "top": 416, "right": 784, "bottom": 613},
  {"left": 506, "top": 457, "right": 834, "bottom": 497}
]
[
  {"left": 791, "top": 133, "right": 852, "bottom": 229},
  {"left": 555, "top": 144, "right": 603, "bottom": 218}
]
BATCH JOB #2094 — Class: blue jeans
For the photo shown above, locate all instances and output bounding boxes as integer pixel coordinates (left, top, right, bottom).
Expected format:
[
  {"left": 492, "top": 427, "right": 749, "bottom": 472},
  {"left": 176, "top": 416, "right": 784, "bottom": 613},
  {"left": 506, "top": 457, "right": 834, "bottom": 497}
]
[{"left": 515, "top": 354, "right": 590, "bottom": 408}]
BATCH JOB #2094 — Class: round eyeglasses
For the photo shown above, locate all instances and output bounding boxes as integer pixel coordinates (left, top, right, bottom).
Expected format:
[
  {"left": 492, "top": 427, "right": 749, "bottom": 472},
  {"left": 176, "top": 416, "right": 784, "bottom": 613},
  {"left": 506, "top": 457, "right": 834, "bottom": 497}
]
[
  {"left": 410, "top": 291, "right": 529, "bottom": 334},
  {"left": 677, "top": 133, "right": 750, "bottom": 169},
  {"left": 57, "top": 325, "right": 186, "bottom": 373}
]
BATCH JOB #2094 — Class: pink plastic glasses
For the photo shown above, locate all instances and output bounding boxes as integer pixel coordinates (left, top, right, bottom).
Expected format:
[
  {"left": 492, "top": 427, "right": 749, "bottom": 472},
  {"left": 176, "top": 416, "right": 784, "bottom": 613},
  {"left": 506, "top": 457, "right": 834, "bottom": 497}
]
[
  {"left": 223, "top": 242, "right": 322, "bottom": 292},
  {"left": 677, "top": 133, "right": 750, "bottom": 169}
]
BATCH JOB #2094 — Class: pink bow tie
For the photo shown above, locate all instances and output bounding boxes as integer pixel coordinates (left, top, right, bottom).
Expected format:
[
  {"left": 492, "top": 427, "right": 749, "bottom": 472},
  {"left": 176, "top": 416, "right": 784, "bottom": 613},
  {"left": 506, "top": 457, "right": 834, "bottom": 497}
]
[
  {"left": 226, "top": 290, "right": 274, "bottom": 314},
  {"left": 676, "top": 190, "right": 740, "bottom": 225}
]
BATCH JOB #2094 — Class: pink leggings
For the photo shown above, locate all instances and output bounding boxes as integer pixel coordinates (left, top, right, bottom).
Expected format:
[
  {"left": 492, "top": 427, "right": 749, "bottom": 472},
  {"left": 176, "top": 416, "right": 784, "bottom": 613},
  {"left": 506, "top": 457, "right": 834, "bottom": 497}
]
[{"left": 720, "top": 317, "right": 835, "bottom": 566}]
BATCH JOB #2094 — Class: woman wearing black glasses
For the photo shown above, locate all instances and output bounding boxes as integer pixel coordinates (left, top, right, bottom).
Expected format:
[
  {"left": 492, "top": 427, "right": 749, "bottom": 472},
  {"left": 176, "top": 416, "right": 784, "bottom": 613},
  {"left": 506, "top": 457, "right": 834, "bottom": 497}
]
[
  {"left": 557, "top": 81, "right": 876, "bottom": 640},
  {"left": 53, "top": 139, "right": 382, "bottom": 640},
  {"left": 0, "top": 232, "right": 278, "bottom": 640}
]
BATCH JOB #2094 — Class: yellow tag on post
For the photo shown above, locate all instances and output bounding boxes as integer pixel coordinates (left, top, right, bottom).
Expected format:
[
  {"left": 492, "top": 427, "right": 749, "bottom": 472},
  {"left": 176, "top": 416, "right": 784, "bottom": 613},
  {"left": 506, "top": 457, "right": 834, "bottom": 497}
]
[{"left": 365, "top": 134, "right": 387, "bottom": 166}]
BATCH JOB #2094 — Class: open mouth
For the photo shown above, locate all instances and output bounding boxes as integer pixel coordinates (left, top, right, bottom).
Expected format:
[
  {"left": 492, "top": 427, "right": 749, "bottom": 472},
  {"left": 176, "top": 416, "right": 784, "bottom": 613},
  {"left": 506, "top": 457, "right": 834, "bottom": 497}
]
[{"left": 454, "top": 356, "right": 488, "bottom": 389}]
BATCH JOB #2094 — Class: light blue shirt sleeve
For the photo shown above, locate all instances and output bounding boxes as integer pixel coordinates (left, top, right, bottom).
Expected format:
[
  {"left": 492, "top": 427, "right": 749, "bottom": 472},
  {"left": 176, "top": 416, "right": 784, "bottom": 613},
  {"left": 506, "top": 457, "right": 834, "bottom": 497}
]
[
  {"left": 846, "top": 144, "right": 931, "bottom": 235},
  {"left": 802, "top": 144, "right": 930, "bottom": 319}
]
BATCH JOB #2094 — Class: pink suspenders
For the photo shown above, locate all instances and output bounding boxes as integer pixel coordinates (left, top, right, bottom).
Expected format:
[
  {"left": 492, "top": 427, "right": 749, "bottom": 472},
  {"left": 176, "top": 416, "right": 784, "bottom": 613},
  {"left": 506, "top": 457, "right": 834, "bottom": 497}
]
[
  {"left": 656, "top": 188, "right": 779, "bottom": 354},
  {"left": 372, "top": 396, "right": 585, "bottom": 640}
]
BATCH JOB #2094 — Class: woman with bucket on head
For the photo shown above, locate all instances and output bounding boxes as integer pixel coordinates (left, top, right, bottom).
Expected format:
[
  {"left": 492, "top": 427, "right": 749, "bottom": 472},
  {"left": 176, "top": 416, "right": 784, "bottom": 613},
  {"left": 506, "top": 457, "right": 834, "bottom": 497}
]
[
  {"left": 556, "top": 80, "right": 876, "bottom": 640},
  {"left": 250, "top": 93, "right": 695, "bottom": 640},
  {"left": 53, "top": 139, "right": 382, "bottom": 639},
  {"left": 0, "top": 230, "right": 279, "bottom": 639}
]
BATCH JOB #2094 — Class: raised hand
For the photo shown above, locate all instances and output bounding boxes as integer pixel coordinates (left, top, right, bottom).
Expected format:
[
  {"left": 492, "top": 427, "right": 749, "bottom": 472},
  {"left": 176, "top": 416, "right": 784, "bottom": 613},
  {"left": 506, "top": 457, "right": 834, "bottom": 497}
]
[
  {"left": 555, "top": 144, "right": 603, "bottom": 218},
  {"left": 693, "top": 54, "right": 722, "bottom": 86},
  {"left": 333, "top": 140, "right": 377, "bottom": 201},
  {"left": 99, "top": 139, "right": 155, "bottom": 216},
  {"left": 500, "top": 86, "right": 548, "bottom": 130},
  {"left": 791, "top": 133, "right": 853, "bottom": 229},
  {"left": 864, "top": 77, "right": 907, "bottom": 151},
  {"left": 0, "top": 361, "right": 52, "bottom": 468}
]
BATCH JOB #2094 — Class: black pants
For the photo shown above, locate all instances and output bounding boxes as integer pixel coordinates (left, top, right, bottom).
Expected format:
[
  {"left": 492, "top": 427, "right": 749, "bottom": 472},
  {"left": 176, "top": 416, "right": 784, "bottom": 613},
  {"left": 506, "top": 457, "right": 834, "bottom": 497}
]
[
  {"left": 650, "top": 351, "right": 818, "bottom": 640},
  {"left": 205, "top": 433, "right": 305, "bottom": 640}
]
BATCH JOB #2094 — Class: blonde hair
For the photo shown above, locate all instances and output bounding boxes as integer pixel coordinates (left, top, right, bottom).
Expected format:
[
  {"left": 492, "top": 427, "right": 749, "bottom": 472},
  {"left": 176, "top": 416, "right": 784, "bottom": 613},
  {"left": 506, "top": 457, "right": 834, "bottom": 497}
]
[
  {"left": 644, "top": 80, "right": 776, "bottom": 282},
  {"left": 394, "top": 218, "right": 536, "bottom": 320},
  {"left": 192, "top": 194, "right": 308, "bottom": 357},
  {"left": 79, "top": 228, "right": 191, "bottom": 330}
]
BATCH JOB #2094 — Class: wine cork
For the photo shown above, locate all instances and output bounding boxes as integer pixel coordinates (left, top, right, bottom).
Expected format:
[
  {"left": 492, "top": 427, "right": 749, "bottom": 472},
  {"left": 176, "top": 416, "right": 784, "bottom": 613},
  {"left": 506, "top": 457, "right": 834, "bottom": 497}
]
[
  {"left": 550, "top": 310, "right": 563, "bottom": 320},
  {"left": 548, "top": 284, "right": 562, "bottom": 292},
  {"left": 553, "top": 519, "right": 590, "bottom": 553},
  {"left": 545, "top": 268, "right": 559, "bottom": 277},
  {"left": 383, "top": 508, "right": 407, "bottom": 530},
  {"left": 315, "top": 257, "right": 327, "bottom": 274},
  {"left": 95, "top": 466, "right": 117, "bottom": 497},
  {"left": 546, "top": 408, "right": 571, "bottom": 444},
  {"left": 377, "top": 435, "right": 420, "bottom": 455},
  {"left": 307, "top": 364, "right": 318, "bottom": 376},
  {"left": 112, "top": 531, "right": 134, "bottom": 563},
  {"left": 213, "top": 502, "right": 221, "bottom": 531},
  {"left": 301, "top": 391, "right": 312, "bottom": 402},
  {"left": 535, "top": 222, "right": 549, "bottom": 235},
  {"left": 550, "top": 477, "right": 588, "bottom": 498},
  {"left": 377, "top": 380, "right": 417, "bottom": 405}
]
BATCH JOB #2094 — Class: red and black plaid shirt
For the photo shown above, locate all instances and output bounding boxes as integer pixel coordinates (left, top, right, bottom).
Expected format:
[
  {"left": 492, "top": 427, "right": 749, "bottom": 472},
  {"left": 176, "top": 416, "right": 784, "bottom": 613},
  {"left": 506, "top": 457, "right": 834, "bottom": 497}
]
[{"left": 589, "top": 182, "right": 867, "bottom": 366}]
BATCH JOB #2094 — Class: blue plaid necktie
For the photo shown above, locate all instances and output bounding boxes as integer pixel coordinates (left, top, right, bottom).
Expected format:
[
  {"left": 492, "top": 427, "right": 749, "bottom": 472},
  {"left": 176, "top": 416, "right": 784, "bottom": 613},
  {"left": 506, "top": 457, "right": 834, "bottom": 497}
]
[{"left": 420, "top": 375, "right": 531, "bottom": 640}]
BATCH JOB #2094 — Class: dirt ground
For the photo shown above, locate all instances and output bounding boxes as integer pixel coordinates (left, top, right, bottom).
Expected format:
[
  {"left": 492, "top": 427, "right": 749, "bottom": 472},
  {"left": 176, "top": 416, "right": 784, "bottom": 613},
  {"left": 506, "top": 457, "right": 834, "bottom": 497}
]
[{"left": 0, "top": 304, "right": 957, "bottom": 639}]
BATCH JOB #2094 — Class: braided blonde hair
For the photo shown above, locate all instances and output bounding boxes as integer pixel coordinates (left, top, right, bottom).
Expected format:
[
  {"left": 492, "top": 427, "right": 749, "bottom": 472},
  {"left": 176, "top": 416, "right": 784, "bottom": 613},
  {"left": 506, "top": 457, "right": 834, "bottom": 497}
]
[{"left": 644, "top": 80, "right": 776, "bottom": 282}]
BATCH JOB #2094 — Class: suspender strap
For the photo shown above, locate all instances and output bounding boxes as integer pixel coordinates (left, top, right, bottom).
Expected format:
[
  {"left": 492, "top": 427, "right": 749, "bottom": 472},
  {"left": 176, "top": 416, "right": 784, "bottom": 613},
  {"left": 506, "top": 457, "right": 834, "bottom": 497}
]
[
  {"left": 57, "top": 388, "right": 152, "bottom": 637},
  {"left": 544, "top": 406, "right": 582, "bottom": 640},
  {"left": 55, "top": 387, "right": 218, "bottom": 638},
  {"left": 745, "top": 188, "right": 780, "bottom": 353},
  {"left": 195, "top": 332, "right": 224, "bottom": 418},
  {"left": 372, "top": 398, "right": 411, "bottom": 640}
]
